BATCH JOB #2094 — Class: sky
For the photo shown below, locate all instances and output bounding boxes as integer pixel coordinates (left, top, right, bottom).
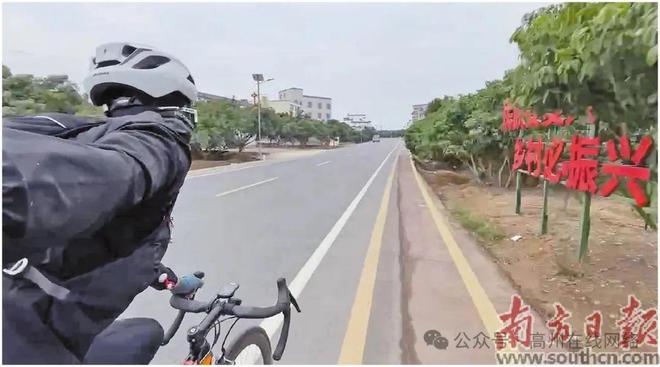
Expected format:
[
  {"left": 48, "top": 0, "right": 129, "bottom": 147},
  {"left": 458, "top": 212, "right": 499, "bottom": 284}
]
[{"left": 2, "top": 2, "right": 546, "bottom": 130}]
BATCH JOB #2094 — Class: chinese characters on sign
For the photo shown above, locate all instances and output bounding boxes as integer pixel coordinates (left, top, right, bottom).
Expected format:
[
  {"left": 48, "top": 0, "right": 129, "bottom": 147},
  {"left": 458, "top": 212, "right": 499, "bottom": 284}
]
[
  {"left": 502, "top": 102, "right": 654, "bottom": 207},
  {"left": 495, "top": 295, "right": 657, "bottom": 351},
  {"left": 502, "top": 101, "right": 577, "bottom": 132}
]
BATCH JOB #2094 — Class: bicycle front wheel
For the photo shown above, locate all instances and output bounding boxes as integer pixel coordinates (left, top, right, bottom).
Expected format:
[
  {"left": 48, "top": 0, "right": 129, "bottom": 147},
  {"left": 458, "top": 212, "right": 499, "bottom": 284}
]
[{"left": 221, "top": 326, "right": 273, "bottom": 365}]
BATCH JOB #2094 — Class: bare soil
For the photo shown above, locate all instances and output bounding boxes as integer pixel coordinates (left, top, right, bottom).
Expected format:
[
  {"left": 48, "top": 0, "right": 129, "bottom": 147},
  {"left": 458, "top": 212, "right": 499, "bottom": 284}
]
[
  {"left": 418, "top": 166, "right": 658, "bottom": 352},
  {"left": 259, "top": 142, "right": 341, "bottom": 150},
  {"left": 190, "top": 151, "right": 261, "bottom": 170}
]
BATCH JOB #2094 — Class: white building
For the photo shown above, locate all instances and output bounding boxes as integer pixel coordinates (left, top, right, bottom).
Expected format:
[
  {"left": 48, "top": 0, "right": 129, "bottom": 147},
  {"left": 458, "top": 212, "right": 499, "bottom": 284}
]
[
  {"left": 197, "top": 92, "right": 251, "bottom": 107},
  {"left": 342, "top": 113, "right": 373, "bottom": 131},
  {"left": 262, "top": 97, "right": 303, "bottom": 117},
  {"left": 278, "top": 87, "right": 332, "bottom": 121},
  {"left": 412, "top": 103, "right": 428, "bottom": 122}
]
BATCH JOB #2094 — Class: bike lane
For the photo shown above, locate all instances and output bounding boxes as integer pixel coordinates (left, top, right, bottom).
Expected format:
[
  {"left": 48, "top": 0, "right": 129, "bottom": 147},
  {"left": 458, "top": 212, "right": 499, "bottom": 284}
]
[{"left": 353, "top": 149, "right": 556, "bottom": 363}]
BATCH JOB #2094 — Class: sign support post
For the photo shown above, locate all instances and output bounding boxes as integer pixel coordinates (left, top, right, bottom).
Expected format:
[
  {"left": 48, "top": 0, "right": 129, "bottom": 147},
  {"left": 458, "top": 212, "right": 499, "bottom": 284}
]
[
  {"left": 515, "top": 172, "right": 522, "bottom": 214},
  {"left": 515, "top": 130, "right": 523, "bottom": 215},
  {"left": 540, "top": 129, "right": 552, "bottom": 235},
  {"left": 541, "top": 180, "right": 549, "bottom": 234},
  {"left": 504, "top": 103, "right": 652, "bottom": 262},
  {"left": 577, "top": 119, "right": 600, "bottom": 262}
]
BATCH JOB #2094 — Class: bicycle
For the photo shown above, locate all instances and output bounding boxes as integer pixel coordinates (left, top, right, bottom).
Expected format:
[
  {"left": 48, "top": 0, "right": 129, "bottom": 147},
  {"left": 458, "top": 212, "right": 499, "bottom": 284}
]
[{"left": 84, "top": 271, "right": 300, "bottom": 364}]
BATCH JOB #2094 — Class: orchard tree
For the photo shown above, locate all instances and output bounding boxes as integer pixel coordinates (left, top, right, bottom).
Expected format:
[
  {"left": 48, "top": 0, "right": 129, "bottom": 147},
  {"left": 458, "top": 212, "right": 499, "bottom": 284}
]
[{"left": 510, "top": 3, "right": 657, "bottom": 131}]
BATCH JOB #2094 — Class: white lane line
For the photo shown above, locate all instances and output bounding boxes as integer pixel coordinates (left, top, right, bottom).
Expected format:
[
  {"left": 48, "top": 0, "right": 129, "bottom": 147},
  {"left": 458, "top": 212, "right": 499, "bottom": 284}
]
[
  {"left": 186, "top": 147, "right": 335, "bottom": 181},
  {"left": 316, "top": 160, "right": 331, "bottom": 167},
  {"left": 186, "top": 161, "right": 272, "bottom": 181},
  {"left": 256, "top": 142, "right": 401, "bottom": 351},
  {"left": 215, "top": 177, "right": 278, "bottom": 197}
]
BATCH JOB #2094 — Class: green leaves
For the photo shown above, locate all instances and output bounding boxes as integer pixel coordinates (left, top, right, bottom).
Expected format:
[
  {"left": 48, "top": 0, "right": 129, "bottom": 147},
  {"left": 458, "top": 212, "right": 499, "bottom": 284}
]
[
  {"left": 405, "top": 1, "right": 657, "bottom": 206},
  {"left": 509, "top": 2, "right": 657, "bottom": 129},
  {"left": 196, "top": 100, "right": 362, "bottom": 149},
  {"left": 646, "top": 45, "right": 657, "bottom": 66},
  {"left": 2, "top": 65, "right": 103, "bottom": 116},
  {"left": 405, "top": 77, "right": 509, "bottom": 171}
]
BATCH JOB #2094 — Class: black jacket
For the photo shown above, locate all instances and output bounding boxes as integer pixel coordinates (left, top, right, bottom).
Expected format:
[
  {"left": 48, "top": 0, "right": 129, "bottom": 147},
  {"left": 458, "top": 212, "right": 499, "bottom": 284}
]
[{"left": 2, "top": 109, "right": 192, "bottom": 363}]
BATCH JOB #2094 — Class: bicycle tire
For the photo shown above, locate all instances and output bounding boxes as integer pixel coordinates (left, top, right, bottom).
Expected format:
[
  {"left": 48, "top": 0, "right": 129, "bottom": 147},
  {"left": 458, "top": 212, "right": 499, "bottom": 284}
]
[{"left": 221, "top": 326, "right": 273, "bottom": 365}]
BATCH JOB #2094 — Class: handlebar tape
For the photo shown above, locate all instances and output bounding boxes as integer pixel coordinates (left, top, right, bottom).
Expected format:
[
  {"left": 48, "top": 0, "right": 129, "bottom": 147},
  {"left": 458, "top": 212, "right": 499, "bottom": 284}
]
[
  {"left": 170, "top": 296, "right": 212, "bottom": 313},
  {"left": 172, "top": 275, "right": 204, "bottom": 296},
  {"left": 161, "top": 310, "right": 185, "bottom": 346}
]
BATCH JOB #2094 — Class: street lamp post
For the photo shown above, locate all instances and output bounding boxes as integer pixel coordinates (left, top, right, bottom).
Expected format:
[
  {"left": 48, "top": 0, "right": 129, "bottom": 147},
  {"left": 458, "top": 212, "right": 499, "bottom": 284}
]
[{"left": 252, "top": 74, "right": 274, "bottom": 160}]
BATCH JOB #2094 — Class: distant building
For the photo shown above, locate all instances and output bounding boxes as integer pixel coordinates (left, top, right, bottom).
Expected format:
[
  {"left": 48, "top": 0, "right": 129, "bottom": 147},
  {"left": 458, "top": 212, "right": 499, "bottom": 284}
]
[
  {"left": 197, "top": 92, "right": 251, "bottom": 107},
  {"left": 262, "top": 96, "right": 303, "bottom": 117},
  {"left": 342, "top": 113, "right": 373, "bottom": 131},
  {"left": 197, "top": 92, "right": 230, "bottom": 102},
  {"left": 277, "top": 87, "right": 332, "bottom": 121},
  {"left": 411, "top": 103, "right": 428, "bottom": 122}
]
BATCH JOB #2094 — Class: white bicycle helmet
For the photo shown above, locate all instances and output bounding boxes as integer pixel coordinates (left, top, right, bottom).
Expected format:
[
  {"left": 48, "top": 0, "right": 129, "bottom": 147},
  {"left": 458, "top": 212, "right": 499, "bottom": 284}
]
[{"left": 83, "top": 42, "right": 197, "bottom": 107}]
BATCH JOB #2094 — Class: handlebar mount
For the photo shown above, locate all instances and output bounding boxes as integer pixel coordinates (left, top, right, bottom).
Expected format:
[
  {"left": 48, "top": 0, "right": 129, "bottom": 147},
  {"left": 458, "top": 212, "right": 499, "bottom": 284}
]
[{"left": 161, "top": 273, "right": 300, "bottom": 362}]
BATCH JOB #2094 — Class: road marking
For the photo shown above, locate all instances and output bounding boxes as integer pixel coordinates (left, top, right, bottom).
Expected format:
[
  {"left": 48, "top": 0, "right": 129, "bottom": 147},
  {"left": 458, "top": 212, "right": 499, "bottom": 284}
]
[
  {"left": 338, "top": 149, "right": 398, "bottom": 364},
  {"left": 409, "top": 155, "right": 516, "bottom": 355},
  {"left": 316, "top": 160, "right": 331, "bottom": 167},
  {"left": 215, "top": 177, "right": 278, "bottom": 197},
  {"left": 186, "top": 161, "right": 273, "bottom": 180},
  {"left": 186, "top": 148, "right": 330, "bottom": 180},
  {"left": 255, "top": 143, "right": 401, "bottom": 358}
]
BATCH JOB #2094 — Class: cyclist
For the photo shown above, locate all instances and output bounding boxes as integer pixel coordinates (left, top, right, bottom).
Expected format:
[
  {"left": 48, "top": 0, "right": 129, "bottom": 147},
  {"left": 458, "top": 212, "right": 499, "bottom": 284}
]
[{"left": 2, "top": 42, "right": 196, "bottom": 363}]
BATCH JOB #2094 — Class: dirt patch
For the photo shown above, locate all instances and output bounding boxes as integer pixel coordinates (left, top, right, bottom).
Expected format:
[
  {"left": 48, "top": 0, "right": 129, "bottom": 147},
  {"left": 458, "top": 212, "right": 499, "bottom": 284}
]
[
  {"left": 190, "top": 160, "right": 230, "bottom": 171},
  {"left": 419, "top": 168, "right": 471, "bottom": 187},
  {"left": 260, "top": 142, "right": 340, "bottom": 150},
  {"left": 418, "top": 167, "right": 658, "bottom": 352},
  {"left": 190, "top": 151, "right": 261, "bottom": 170}
]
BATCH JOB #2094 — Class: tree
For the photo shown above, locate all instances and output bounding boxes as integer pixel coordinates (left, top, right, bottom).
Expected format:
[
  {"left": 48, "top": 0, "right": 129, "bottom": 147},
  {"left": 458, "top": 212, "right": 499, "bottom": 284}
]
[
  {"left": 2, "top": 65, "right": 11, "bottom": 79},
  {"left": 405, "top": 2, "right": 658, "bottom": 224},
  {"left": 326, "top": 119, "right": 354, "bottom": 143},
  {"left": 195, "top": 100, "right": 257, "bottom": 152},
  {"left": 313, "top": 121, "right": 331, "bottom": 145},
  {"left": 280, "top": 121, "right": 297, "bottom": 145},
  {"left": 377, "top": 129, "right": 405, "bottom": 138},
  {"left": 426, "top": 98, "right": 442, "bottom": 114},
  {"left": 510, "top": 3, "right": 657, "bottom": 131},
  {"left": 2, "top": 65, "right": 98, "bottom": 116},
  {"left": 292, "top": 120, "right": 317, "bottom": 146},
  {"left": 260, "top": 108, "right": 285, "bottom": 144},
  {"left": 226, "top": 109, "right": 256, "bottom": 152}
]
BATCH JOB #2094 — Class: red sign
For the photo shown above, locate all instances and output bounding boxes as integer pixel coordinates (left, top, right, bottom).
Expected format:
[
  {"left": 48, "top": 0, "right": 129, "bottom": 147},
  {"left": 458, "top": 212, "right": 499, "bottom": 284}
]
[
  {"left": 504, "top": 103, "right": 654, "bottom": 207},
  {"left": 502, "top": 101, "right": 579, "bottom": 132}
]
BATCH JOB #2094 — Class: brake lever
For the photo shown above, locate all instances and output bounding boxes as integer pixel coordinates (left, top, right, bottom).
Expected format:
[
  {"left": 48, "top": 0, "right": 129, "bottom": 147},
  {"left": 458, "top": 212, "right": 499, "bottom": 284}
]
[
  {"left": 288, "top": 290, "right": 301, "bottom": 313},
  {"left": 272, "top": 282, "right": 301, "bottom": 361}
]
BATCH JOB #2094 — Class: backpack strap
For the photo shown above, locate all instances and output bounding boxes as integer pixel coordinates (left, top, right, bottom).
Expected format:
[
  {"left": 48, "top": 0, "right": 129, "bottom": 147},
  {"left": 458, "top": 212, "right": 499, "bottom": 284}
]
[{"left": 3, "top": 258, "right": 71, "bottom": 301}]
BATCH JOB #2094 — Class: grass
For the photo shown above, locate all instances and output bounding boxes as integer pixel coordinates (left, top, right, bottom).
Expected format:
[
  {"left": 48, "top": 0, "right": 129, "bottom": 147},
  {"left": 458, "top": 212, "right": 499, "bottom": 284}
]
[{"left": 451, "top": 206, "right": 506, "bottom": 242}]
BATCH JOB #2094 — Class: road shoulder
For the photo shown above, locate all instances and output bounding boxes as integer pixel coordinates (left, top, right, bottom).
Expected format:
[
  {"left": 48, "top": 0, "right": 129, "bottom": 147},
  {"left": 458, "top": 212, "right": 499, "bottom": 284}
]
[{"left": 392, "top": 149, "right": 555, "bottom": 363}]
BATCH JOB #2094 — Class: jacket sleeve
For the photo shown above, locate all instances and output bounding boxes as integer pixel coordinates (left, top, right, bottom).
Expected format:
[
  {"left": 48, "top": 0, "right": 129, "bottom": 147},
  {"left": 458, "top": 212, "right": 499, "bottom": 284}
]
[{"left": 2, "top": 118, "right": 190, "bottom": 240}]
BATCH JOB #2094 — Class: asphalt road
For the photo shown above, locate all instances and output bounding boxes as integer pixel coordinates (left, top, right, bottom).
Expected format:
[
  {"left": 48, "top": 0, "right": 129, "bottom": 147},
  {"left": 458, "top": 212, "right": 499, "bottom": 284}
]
[{"left": 121, "top": 138, "right": 403, "bottom": 364}]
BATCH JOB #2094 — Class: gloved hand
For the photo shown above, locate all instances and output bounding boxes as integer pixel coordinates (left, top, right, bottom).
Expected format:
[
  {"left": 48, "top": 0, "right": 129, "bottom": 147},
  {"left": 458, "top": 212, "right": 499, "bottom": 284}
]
[{"left": 151, "top": 263, "right": 178, "bottom": 290}]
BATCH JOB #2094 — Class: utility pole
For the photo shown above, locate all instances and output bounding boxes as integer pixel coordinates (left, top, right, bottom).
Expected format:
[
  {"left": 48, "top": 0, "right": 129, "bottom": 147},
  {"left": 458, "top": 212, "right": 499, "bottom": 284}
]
[
  {"left": 257, "top": 80, "right": 261, "bottom": 159},
  {"left": 252, "top": 74, "right": 274, "bottom": 160}
]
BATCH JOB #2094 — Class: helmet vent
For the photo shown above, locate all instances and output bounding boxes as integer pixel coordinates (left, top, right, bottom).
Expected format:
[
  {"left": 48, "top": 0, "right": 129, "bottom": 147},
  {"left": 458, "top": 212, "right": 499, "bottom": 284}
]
[
  {"left": 97, "top": 60, "right": 120, "bottom": 68},
  {"left": 187, "top": 74, "right": 195, "bottom": 84},
  {"left": 122, "top": 45, "right": 137, "bottom": 56},
  {"left": 133, "top": 55, "right": 171, "bottom": 70}
]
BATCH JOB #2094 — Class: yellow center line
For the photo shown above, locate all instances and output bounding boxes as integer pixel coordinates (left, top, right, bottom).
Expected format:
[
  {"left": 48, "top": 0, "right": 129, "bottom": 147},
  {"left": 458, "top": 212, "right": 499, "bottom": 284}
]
[
  {"left": 409, "top": 154, "right": 518, "bottom": 357},
  {"left": 337, "top": 149, "right": 399, "bottom": 364}
]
